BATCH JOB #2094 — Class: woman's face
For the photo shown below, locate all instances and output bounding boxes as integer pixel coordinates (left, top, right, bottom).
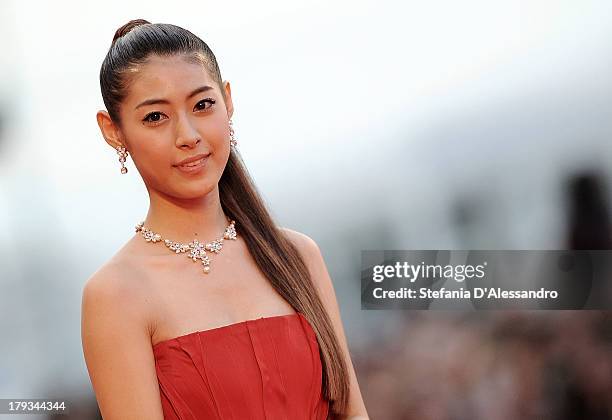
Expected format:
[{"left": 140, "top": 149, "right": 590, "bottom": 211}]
[{"left": 115, "top": 54, "right": 233, "bottom": 200}]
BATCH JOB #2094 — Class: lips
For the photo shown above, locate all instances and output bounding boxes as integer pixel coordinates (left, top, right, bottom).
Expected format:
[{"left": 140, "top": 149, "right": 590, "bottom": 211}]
[
  {"left": 179, "top": 156, "right": 206, "bottom": 167},
  {"left": 174, "top": 153, "right": 210, "bottom": 167},
  {"left": 174, "top": 153, "right": 209, "bottom": 174}
]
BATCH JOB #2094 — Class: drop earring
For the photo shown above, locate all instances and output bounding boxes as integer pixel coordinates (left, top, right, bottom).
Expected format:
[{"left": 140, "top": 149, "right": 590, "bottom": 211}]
[
  {"left": 229, "top": 119, "right": 238, "bottom": 148},
  {"left": 116, "top": 145, "right": 128, "bottom": 174}
]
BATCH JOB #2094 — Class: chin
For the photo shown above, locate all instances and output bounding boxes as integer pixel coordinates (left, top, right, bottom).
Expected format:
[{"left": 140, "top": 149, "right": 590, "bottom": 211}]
[{"left": 172, "top": 182, "right": 217, "bottom": 200}]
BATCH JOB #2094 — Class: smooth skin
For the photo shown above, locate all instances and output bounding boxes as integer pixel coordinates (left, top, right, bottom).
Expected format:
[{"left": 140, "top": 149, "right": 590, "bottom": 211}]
[{"left": 82, "top": 54, "right": 369, "bottom": 419}]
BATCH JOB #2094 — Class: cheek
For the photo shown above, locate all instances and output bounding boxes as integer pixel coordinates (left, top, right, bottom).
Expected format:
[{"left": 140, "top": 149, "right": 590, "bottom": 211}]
[
  {"left": 207, "top": 125, "right": 231, "bottom": 165},
  {"left": 207, "top": 121, "right": 230, "bottom": 150},
  {"left": 138, "top": 145, "right": 171, "bottom": 171},
  {"left": 130, "top": 142, "right": 173, "bottom": 184},
  {"left": 212, "top": 133, "right": 231, "bottom": 167},
  {"left": 212, "top": 148, "right": 231, "bottom": 176}
]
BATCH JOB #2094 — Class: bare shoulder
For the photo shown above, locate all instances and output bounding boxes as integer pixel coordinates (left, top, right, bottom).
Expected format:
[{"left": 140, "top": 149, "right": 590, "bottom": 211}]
[
  {"left": 81, "top": 257, "right": 164, "bottom": 418},
  {"left": 278, "top": 227, "right": 321, "bottom": 262},
  {"left": 81, "top": 253, "right": 157, "bottom": 347},
  {"left": 82, "top": 234, "right": 156, "bottom": 305},
  {"left": 279, "top": 227, "right": 370, "bottom": 417},
  {"left": 278, "top": 227, "right": 331, "bottom": 294},
  {"left": 82, "top": 256, "right": 151, "bottom": 319},
  {"left": 83, "top": 259, "right": 131, "bottom": 298}
]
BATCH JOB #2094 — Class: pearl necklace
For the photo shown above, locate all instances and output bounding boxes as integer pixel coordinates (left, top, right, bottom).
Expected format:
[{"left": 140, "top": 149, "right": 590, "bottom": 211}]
[{"left": 134, "top": 219, "right": 237, "bottom": 274}]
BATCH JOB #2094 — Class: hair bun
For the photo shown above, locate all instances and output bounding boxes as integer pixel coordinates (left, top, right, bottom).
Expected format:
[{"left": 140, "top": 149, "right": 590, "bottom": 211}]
[{"left": 112, "top": 19, "right": 151, "bottom": 44}]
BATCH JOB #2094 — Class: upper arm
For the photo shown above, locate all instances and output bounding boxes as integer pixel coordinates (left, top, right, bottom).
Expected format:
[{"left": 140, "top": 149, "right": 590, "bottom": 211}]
[
  {"left": 81, "top": 266, "right": 164, "bottom": 420},
  {"left": 281, "top": 228, "right": 369, "bottom": 419}
]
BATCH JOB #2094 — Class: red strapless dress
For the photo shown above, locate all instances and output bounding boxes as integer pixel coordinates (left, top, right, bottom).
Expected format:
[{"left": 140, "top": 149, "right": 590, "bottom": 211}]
[{"left": 153, "top": 312, "right": 329, "bottom": 419}]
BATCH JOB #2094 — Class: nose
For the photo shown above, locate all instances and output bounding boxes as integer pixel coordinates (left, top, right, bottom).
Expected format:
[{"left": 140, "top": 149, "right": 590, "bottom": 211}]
[{"left": 174, "top": 114, "right": 201, "bottom": 148}]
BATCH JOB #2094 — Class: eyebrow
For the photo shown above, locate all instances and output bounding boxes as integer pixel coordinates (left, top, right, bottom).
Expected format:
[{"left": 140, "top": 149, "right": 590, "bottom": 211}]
[{"left": 134, "top": 85, "right": 215, "bottom": 110}]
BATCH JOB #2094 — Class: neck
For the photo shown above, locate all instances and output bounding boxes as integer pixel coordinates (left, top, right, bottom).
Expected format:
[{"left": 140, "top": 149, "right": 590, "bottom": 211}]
[{"left": 142, "top": 185, "right": 229, "bottom": 244}]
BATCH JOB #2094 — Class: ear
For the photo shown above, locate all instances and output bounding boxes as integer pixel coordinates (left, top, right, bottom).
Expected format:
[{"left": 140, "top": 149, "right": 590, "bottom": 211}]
[
  {"left": 96, "top": 110, "right": 127, "bottom": 151},
  {"left": 222, "top": 80, "right": 234, "bottom": 120}
]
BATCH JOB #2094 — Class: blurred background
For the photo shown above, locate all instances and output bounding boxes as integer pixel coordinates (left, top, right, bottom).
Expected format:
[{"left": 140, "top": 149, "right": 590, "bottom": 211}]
[{"left": 1, "top": 0, "right": 611, "bottom": 418}]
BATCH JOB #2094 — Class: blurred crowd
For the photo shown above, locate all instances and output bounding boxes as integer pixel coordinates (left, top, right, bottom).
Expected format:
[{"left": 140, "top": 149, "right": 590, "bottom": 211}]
[{"left": 357, "top": 311, "right": 612, "bottom": 419}]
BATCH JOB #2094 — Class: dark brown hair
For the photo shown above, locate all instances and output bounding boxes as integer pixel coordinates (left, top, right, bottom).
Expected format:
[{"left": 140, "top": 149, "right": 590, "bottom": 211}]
[{"left": 99, "top": 19, "right": 350, "bottom": 417}]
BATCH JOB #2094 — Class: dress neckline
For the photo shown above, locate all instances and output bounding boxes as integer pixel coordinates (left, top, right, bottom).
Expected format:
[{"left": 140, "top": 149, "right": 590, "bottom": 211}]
[{"left": 152, "top": 312, "right": 302, "bottom": 349}]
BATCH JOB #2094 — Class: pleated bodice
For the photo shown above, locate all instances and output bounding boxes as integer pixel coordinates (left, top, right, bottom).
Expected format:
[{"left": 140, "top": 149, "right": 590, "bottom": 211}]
[{"left": 153, "top": 312, "right": 329, "bottom": 419}]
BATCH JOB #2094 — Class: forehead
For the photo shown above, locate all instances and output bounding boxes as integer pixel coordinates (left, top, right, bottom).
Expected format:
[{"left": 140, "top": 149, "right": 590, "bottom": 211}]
[{"left": 125, "top": 54, "right": 215, "bottom": 102}]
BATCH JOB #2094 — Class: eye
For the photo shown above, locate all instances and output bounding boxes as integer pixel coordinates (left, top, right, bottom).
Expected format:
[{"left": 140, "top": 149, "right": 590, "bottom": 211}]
[
  {"left": 141, "top": 98, "right": 216, "bottom": 126},
  {"left": 142, "top": 111, "right": 167, "bottom": 125},
  {"left": 195, "top": 98, "right": 216, "bottom": 111}
]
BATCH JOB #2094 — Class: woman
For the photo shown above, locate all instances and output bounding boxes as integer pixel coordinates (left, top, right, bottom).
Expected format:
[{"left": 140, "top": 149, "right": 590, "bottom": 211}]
[{"left": 81, "top": 19, "right": 369, "bottom": 420}]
